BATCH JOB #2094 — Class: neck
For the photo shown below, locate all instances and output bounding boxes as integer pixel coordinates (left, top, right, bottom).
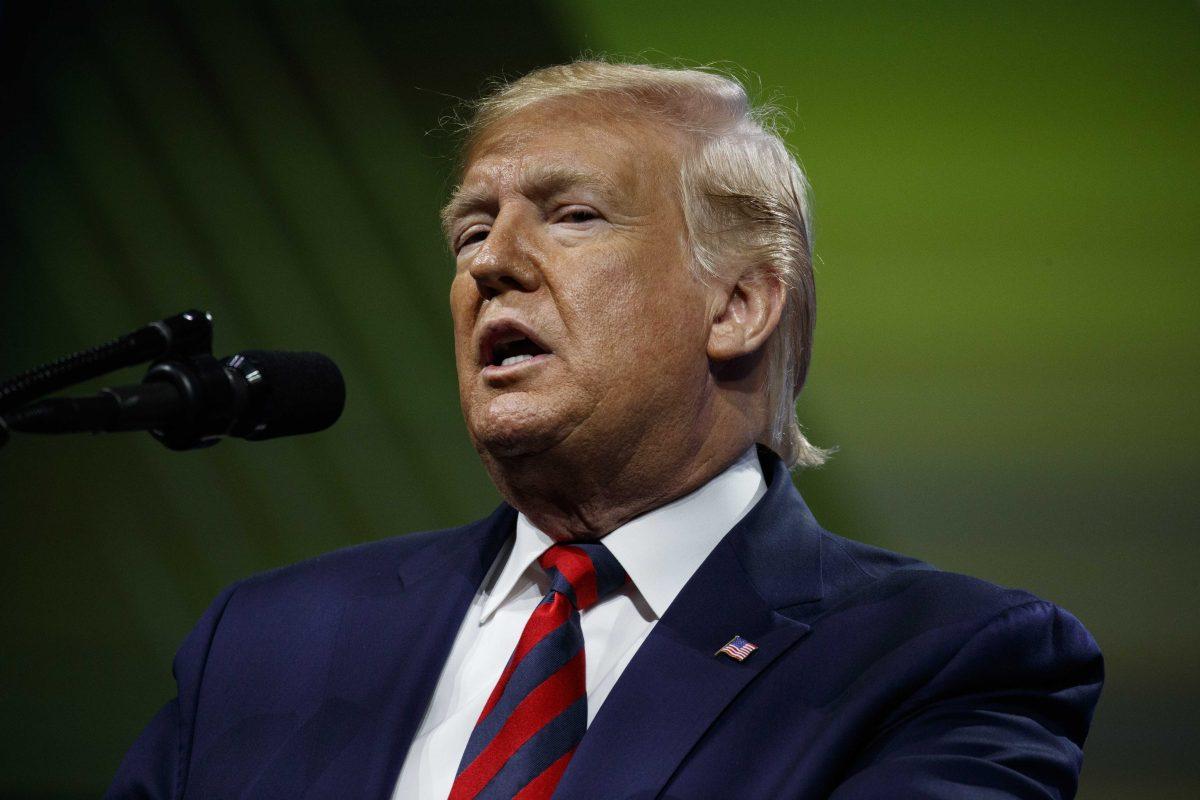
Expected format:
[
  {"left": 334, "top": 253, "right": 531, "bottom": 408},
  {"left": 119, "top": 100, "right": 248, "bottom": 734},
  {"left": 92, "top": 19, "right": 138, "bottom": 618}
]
[{"left": 482, "top": 407, "right": 757, "bottom": 541}]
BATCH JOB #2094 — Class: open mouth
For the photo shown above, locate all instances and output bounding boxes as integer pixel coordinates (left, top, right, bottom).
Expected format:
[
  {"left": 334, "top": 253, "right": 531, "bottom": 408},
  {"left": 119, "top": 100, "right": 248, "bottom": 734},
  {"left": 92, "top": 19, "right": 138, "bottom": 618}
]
[
  {"left": 490, "top": 337, "right": 547, "bottom": 367},
  {"left": 479, "top": 320, "right": 552, "bottom": 370}
]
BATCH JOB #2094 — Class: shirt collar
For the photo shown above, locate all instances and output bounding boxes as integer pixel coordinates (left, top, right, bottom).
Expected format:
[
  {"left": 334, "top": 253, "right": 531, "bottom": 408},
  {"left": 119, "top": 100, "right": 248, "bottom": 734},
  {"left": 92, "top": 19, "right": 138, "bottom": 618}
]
[{"left": 481, "top": 446, "right": 767, "bottom": 623}]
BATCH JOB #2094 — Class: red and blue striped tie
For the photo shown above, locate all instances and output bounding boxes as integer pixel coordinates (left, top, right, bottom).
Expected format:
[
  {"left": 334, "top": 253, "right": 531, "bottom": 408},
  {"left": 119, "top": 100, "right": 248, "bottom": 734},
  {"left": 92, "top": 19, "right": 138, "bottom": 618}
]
[{"left": 448, "top": 542, "right": 628, "bottom": 800}]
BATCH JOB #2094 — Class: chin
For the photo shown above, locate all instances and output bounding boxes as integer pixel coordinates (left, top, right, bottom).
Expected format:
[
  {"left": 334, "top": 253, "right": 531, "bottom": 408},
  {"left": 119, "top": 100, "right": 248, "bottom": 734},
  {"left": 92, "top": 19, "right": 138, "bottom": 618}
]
[{"left": 467, "top": 392, "right": 572, "bottom": 460}]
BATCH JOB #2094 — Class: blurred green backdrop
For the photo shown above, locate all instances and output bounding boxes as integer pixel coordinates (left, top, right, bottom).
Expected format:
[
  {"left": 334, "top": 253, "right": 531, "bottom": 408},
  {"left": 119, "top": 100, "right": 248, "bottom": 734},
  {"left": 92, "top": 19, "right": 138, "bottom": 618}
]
[{"left": 1, "top": 1, "right": 1196, "bottom": 797}]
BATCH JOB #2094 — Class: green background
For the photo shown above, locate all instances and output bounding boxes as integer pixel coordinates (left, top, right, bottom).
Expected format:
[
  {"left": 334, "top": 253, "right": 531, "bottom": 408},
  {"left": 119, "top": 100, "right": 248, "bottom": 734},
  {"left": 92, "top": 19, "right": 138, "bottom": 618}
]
[{"left": 1, "top": 1, "right": 1196, "bottom": 797}]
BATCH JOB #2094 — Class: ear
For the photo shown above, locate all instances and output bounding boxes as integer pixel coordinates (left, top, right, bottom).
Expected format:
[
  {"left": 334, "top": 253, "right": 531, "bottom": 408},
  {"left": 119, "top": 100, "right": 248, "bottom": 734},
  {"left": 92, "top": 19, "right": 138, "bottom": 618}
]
[{"left": 707, "top": 269, "right": 786, "bottom": 362}]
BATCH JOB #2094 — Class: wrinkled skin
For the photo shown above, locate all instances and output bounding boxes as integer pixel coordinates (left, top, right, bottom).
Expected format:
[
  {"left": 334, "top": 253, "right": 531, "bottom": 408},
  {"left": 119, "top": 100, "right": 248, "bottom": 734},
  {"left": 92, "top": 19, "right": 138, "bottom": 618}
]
[{"left": 446, "top": 98, "right": 782, "bottom": 539}]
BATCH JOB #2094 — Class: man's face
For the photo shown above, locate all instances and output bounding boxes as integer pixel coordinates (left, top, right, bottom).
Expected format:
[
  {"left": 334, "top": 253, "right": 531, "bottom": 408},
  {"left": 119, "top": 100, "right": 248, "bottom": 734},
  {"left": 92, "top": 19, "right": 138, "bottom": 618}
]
[{"left": 447, "top": 100, "right": 715, "bottom": 464}]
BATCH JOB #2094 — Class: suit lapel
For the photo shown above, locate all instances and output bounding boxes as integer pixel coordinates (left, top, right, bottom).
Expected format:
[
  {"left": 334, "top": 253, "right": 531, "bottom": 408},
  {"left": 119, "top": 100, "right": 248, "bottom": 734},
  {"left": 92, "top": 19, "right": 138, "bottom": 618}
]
[
  {"left": 554, "top": 453, "right": 822, "bottom": 800},
  {"left": 244, "top": 505, "right": 516, "bottom": 800}
]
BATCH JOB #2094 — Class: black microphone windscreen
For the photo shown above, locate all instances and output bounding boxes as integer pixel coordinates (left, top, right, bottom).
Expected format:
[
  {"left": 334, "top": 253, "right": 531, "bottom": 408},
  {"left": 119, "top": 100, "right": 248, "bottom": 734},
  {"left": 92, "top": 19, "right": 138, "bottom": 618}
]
[{"left": 231, "top": 350, "right": 345, "bottom": 440}]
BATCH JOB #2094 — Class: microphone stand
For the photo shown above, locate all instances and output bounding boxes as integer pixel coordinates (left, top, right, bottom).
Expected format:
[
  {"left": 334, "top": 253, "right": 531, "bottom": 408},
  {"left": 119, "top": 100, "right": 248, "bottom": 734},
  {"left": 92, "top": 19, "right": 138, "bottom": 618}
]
[
  {"left": 0, "top": 310, "right": 213, "bottom": 414},
  {"left": 0, "top": 310, "right": 215, "bottom": 450}
]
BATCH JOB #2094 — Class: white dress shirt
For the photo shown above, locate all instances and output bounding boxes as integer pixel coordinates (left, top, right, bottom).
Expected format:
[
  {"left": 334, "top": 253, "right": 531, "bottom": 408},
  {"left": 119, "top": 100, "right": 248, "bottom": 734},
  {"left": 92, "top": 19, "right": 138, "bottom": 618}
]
[{"left": 391, "top": 447, "right": 767, "bottom": 800}]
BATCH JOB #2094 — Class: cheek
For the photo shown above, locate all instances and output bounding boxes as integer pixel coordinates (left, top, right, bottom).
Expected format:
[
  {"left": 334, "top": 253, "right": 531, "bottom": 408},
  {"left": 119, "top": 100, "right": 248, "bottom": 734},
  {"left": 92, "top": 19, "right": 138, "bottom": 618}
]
[
  {"left": 561, "top": 247, "right": 673, "bottom": 325},
  {"left": 617, "top": 272, "right": 709, "bottom": 353},
  {"left": 449, "top": 281, "right": 478, "bottom": 361},
  {"left": 555, "top": 243, "right": 709, "bottom": 379}
]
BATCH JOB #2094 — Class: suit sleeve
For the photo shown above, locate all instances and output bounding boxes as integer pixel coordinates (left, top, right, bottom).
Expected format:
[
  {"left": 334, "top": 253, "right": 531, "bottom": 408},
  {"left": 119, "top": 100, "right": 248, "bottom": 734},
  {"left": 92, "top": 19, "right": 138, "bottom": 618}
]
[
  {"left": 829, "top": 600, "right": 1104, "bottom": 800},
  {"left": 105, "top": 582, "right": 243, "bottom": 800}
]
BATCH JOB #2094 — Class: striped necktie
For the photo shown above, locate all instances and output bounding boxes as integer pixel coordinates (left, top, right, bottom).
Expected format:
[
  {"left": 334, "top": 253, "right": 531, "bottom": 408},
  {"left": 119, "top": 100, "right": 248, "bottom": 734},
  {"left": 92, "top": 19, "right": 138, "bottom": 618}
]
[{"left": 448, "top": 542, "right": 628, "bottom": 800}]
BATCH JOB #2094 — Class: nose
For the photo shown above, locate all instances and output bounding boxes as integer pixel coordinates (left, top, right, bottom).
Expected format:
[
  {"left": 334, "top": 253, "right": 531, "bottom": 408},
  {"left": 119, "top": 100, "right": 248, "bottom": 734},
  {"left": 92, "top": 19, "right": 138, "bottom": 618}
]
[{"left": 468, "top": 208, "right": 541, "bottom": 300}]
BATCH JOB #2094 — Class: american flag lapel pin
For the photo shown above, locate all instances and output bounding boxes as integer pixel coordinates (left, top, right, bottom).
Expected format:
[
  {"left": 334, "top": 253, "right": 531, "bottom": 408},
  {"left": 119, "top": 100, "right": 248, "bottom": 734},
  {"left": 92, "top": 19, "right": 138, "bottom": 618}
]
[{"left": 715, "top": 634, "right": 758, "bottom": 662}]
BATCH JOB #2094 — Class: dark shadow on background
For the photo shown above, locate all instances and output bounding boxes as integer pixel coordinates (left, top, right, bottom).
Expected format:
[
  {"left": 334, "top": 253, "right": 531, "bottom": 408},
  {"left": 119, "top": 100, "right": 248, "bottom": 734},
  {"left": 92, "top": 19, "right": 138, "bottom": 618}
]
[{"left": 0, "top": 1, "right": 581, "bottom": 796}]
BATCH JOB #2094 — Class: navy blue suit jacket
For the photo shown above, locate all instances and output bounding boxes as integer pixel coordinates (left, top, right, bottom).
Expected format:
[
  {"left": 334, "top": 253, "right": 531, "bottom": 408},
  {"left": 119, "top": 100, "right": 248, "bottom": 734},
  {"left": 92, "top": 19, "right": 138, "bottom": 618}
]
[{"left": 108, "top": 453, "right": 1103, "bottom": 798}]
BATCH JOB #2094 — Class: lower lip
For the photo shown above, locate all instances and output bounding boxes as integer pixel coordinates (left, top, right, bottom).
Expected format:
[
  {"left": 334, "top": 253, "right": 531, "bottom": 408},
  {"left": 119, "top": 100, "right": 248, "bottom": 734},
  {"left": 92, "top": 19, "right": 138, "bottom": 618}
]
[{"left": 481, "top": 353, "right": 554, "bottom": 380}]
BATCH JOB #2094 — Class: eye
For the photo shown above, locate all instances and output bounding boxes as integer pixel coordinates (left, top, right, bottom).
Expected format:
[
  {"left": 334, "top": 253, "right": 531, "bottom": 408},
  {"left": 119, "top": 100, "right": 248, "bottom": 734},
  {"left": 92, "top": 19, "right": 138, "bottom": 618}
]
[
  {"left": 554, "top": 206, "right": 600, "bottom": 225},
  {"left": 456, "top": 225, "right": 489, "bottom": 253}
]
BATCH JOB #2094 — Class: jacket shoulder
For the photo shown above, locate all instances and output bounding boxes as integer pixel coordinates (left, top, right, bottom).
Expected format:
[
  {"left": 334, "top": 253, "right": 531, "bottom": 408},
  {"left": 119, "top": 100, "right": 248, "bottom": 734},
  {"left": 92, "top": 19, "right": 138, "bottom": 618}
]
[{"left": 806, "top": 526, "right": 1051, "bottom": 628}]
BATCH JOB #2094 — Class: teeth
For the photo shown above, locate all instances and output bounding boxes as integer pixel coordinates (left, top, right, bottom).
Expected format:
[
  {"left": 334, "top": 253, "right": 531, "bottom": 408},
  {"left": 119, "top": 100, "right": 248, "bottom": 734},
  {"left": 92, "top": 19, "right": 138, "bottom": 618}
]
[{"left": 500, "top": 354, "right": 534, "bottom": 367}]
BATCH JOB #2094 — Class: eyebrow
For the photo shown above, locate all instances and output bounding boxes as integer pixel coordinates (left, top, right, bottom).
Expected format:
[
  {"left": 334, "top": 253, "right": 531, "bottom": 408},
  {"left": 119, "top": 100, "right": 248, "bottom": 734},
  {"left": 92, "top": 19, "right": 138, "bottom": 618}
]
[{"left": 440, "top": 164, "right": 623, "bottom": 242}]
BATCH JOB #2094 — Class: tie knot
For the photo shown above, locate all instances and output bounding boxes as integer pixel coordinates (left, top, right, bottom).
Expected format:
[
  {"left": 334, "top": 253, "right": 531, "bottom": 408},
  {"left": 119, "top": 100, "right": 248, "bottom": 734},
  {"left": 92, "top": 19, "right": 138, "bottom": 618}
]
[{"left": 538, "top": 542, "right": 628, "bottom": 611}]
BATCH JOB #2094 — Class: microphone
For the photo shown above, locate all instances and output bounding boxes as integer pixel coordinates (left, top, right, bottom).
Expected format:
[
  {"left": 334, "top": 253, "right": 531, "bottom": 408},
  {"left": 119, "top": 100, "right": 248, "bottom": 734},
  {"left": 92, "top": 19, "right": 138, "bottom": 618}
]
[{"left": 2, "top": 350, "right": 345, "bottom": 451}]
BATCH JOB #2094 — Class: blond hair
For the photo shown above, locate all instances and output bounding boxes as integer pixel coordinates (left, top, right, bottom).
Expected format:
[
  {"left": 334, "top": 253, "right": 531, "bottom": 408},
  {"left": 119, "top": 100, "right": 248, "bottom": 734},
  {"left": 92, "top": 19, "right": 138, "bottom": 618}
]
[{"left": 452, "top": 60, "right": 829, "bottom": 469}]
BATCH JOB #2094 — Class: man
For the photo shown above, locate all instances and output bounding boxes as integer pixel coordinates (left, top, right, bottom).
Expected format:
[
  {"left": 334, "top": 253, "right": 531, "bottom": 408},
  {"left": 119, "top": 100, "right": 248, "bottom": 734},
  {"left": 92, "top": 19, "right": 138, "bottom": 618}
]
[{"left": 108, "top": 61, "right": 1102, "bottom": 799}]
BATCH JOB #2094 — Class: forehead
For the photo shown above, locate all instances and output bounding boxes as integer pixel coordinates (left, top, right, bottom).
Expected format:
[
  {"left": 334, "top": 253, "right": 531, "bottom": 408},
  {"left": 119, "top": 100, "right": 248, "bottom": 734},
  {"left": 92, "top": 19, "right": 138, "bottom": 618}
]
[{"left": 451, "top": 100, "right": 684, "bottom": 212}]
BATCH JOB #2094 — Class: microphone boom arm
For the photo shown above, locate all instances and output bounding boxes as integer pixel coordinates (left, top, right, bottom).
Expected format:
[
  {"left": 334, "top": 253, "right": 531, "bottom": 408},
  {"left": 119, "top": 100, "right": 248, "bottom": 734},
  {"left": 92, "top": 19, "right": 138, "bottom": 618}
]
[{"left": 0, "top": 310, "right": 214, "bottom": 414}]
